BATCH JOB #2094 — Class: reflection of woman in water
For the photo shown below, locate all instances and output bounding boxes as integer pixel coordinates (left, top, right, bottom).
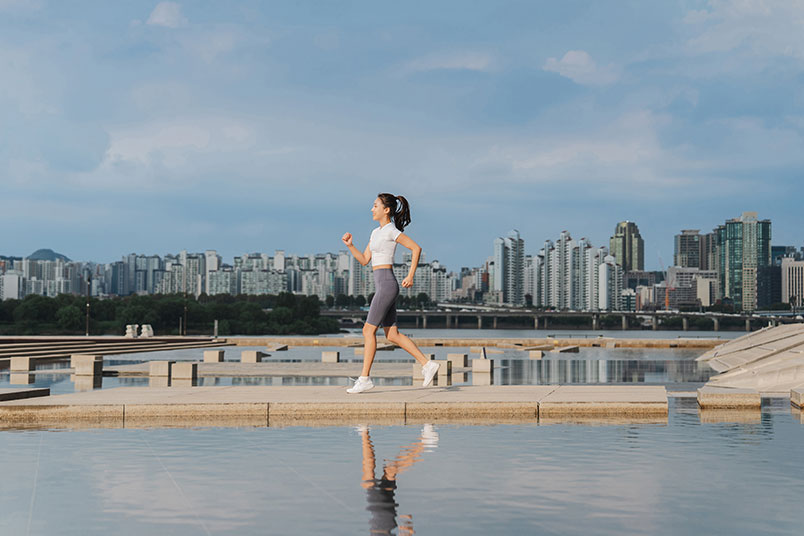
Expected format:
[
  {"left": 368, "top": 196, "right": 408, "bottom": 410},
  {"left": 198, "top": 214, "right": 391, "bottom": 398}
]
[
  {"left": 342, "top": 194, "right": 441, "bottom": 394},
  {"left": 359, "top": 425, "right": 438, "bottom": 535}
]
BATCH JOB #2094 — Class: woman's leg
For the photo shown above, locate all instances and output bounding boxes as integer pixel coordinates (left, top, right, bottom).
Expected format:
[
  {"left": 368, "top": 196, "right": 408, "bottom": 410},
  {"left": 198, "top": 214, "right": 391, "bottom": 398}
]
[
  {"left": 361, "top": 322, "right": 379, "bottom": 377},
  {"left": 384, "top": 326, "right": 430, "bottom": 366}
]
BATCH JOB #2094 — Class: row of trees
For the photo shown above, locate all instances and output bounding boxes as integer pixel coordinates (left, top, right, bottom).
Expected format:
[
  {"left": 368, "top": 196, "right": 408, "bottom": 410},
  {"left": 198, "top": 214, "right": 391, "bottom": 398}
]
[
  {"left": 0, "top": 293, "right": 340, "bottom": 336},
  {"left": 324, "top": 293, "right": 433, "bottom": 310}
]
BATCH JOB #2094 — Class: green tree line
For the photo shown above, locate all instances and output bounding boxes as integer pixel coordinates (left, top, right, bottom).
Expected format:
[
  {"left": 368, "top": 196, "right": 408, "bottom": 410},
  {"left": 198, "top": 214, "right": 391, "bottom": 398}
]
[{"left": 0, "top": 293, "right": 340, "bottom": 336}]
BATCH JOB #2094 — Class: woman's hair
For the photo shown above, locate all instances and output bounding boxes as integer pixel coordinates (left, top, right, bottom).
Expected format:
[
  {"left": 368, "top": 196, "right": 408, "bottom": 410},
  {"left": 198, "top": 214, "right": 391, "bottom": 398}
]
[{"left": 377, "top": 193, "right": 411, "bottom": 232}]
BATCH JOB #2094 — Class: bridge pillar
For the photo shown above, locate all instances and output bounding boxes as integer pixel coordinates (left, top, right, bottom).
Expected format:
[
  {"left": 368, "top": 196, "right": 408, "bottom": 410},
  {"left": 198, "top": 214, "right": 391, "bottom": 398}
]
[
  {"left": 592, "top": 315, "right": 599, "bottom": 331},
  {"left": 477, "top": 315, "right": 482, "bottom": 329},
  {"left": 745, "top": 318, "right": 751, "bottom": 332},
  {"left": 415, "top": 315, "right": 420, "bottom": 328},
  {"left": 652, "top": 316, "right": 658, "bottom": 330},
  {"left": 682, "top": 317, "right": 689, "bottom": 331},
  {"left": 713, "top": 317, "right": 719, "bottom": 331},
  {"left": 493, "top": 316, "right": 498, "bottom": 329},
  {"left": 445, "top": 314, "right": 451, "bottom": 329},
  {"left": 621, "top": 315, "right": 628, "bottom": 330},
  {"left": 543, "top": 316, "right": 548, "bottom": 330},
  {"left": 534, "top": 316, "right": 538, "bottom": 330},
  {"left": 422, "top": 315, "right": 427, "bottom": 329}
]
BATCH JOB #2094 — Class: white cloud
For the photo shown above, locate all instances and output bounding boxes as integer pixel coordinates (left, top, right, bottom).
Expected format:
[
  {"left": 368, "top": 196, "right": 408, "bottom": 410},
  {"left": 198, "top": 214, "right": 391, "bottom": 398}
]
[
  {"left": 543, "top": 50, "right": 619, "bottom": 86},
  {"left": 684, "top": 0, "right": 804, "bottom": 58},
  {"left": 147, "top": 2, "right": 188, "bottom": 29},
  {"left": 399, "top": 51, "right": 494, "bottom": 75}
]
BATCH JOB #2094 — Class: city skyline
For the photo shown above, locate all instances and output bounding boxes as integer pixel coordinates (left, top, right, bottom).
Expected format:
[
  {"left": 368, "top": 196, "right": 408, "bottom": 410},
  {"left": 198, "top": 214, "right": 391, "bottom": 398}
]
[
  {"left": 2, "top": 210, "right": 800, "bottom": 270},
  {"left": 2, "top": 1, "right": 804, "bottom": 269}
]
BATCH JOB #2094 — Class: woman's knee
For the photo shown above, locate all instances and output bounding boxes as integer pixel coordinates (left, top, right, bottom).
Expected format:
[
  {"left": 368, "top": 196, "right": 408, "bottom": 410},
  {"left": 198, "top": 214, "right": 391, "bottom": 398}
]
[{"left": 363, "top": 323, "right": 378, "bottom": 337}]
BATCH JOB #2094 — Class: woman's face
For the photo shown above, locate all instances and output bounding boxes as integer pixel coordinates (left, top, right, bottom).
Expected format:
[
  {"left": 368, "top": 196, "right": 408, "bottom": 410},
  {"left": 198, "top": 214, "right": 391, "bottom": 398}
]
[{"left": 371, "top": 198, "right": 388, "bottom": 221}]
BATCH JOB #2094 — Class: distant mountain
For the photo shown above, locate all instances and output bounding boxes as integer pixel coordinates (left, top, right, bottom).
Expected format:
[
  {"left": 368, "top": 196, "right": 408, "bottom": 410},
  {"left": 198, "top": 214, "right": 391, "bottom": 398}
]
[{"left": 27, "top": 249, "right": 71, "bottom": 262}]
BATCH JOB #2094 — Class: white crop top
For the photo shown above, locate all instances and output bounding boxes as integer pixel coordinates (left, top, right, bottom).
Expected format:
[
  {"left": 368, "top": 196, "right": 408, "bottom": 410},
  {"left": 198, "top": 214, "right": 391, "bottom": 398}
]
[{"left": 369, "top": 222, "right": 402, "bottom": 266}]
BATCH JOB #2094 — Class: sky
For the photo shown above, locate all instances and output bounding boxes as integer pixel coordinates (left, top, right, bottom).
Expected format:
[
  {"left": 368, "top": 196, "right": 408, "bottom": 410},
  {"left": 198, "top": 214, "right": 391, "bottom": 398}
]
[{"left": 1, "top": 0, "right": 802, "bottom": 270}]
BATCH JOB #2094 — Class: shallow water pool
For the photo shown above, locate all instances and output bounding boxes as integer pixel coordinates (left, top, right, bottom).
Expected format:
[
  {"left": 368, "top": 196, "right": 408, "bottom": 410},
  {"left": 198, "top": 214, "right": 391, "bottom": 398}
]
[{"left": 1, "top": 401, "right": 802, "bottom": 535}]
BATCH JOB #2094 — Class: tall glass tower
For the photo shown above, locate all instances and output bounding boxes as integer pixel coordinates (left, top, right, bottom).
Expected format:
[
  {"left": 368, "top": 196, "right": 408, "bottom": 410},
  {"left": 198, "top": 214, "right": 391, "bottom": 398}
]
[{"left": 609, "top": 221, "right": 645, "bottom": 273}]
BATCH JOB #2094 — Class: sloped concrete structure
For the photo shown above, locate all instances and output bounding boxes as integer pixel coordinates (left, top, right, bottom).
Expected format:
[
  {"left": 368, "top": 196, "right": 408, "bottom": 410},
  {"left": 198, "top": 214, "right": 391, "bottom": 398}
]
[{"left": 697, "top": 323, "right": 804, "bottom": 394}]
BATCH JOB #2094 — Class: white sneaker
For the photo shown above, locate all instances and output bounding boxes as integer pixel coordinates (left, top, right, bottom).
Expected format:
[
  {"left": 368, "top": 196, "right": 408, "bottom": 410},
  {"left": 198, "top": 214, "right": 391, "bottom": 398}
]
[
  {"left": 422, "top": 361, "right": 440, "bottom": 387},
  {"left": 347, "top": 376, "right": 374, "bottom": 394}
]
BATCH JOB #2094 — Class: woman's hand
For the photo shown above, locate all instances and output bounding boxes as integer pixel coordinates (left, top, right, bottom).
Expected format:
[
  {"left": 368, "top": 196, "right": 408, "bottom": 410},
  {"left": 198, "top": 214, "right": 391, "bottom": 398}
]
[
  {"left": 341, "top": 232, "right": 353, "bottom": 247},
  {"left": 401, "top": 275, "right": 413, "bottom": 288}
]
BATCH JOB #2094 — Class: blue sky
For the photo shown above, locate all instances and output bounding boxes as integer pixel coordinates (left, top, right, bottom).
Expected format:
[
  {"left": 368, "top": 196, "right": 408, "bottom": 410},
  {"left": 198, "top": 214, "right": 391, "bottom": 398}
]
[{"left": 1, "top": 0, "right": 801, "bottom": 270}]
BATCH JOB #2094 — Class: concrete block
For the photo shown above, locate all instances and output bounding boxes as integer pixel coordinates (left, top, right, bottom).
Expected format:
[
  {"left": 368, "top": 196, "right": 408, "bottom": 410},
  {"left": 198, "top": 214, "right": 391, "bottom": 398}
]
[
  {"left": 71, "top": 354, "right": 103, "bottom": 376},
  {"left": 172, "top": 378, "right": 197, "bottom": 388},
  {"left": 791, "top": 387, "right": 804, "bottom": 408},
  {"left": 472, "top": 372, "right": 492, "bottom": 385},
  {"left": 472, "top": 358, "right": 494, "bottom": 373},
  {"left": 149, "top": 361, "right": 175, "bottom": 377},
  {"left": 447, "top": 353, "right": 468, "bottom": 368},
  {"left": 529, "top": 350, "right": 544, "bottom": 359},
  {"left": 172, "top": 362, "right": 198, "bottom": 381},
  {"left": 241, "top": 350, "right": 266, "bottom": 363},
  {"left": 322, "top": 351, "right": 340, "bottom": 363},
  {"left": 267, "top": 344, "right": 288, "bottom": 351},
  {"left": 73, "top": 375, "right": 102, "bottom": 392},
  {"left": 204, "top": 350, "right": 225, "bottom": 363},
  {"left": 9, "top": 373, "right": 35, "bottom": 385},
  {"left": 10, "top": 356, "right": 33, "bottom": 372},
  {"left": 556, "top": 345, "right": 580, "bottom": 353},
  {"left": 697, "top": 385, "right": 760, "bottom": 409},
  {"left": 434, "top": 360, "right": 452, "bottom": 377},
  {"left": 149, "top": 376, "right": 170, "bottom": 388}
]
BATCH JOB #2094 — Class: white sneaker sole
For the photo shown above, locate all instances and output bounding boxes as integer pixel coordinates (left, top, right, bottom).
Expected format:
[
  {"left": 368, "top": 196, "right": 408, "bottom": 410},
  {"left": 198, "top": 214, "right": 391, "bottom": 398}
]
[{"left": 346, "top": 383, "right": 374, "bottom": 394}]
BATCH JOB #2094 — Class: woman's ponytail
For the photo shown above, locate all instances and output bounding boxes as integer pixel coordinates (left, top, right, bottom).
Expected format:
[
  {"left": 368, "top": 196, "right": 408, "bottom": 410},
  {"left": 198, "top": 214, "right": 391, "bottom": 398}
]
[{"left": 377, "top": 192, "right": 412, "bottom": 231}]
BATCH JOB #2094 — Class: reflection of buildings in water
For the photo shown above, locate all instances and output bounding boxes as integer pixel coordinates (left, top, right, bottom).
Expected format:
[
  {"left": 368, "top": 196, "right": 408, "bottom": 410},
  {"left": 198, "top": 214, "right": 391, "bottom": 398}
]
[
  {"left": 359, "top": 425, "right": 436, "bottom": 535},
  {"left": 497, "top": 359, "right": 713, "bottom": 385}
]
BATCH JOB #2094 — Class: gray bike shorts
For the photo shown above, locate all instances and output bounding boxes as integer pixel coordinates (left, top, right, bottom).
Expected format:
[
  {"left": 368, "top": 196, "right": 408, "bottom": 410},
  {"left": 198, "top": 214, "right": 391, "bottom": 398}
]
[{"left": 365, "top": 268, "right": 399, "bottom": 328}]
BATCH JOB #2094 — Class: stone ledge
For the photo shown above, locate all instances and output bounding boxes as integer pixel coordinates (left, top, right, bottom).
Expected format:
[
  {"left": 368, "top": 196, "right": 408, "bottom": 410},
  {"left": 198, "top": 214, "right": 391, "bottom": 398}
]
[
  {"left": 697, "top": 385, "right": 761, "bottom": 409},
  {"left": 405, "top": 402, "right": 538, "bottom": 418}
]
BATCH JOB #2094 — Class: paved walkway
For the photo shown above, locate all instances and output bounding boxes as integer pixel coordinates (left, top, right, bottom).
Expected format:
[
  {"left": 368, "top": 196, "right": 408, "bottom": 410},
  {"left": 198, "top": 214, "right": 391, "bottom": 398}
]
[{"left": 0, "top": 385, "right": 668, "bottom": 428}]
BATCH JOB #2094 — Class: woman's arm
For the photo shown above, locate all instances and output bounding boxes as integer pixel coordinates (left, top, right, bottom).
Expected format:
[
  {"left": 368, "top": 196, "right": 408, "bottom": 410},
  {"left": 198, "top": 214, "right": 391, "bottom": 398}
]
[
  {"left": 342, "top": 232, "right": 372, "bottom": 266},
  {"left": 395, "top": 234, "right": 421, "bottom": 288}
]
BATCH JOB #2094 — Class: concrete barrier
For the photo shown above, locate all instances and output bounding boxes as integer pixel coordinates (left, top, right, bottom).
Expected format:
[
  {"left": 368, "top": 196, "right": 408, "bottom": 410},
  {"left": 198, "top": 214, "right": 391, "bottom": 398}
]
[
  {"left": 529, "top": 350, "right": 543, "bottom": 359},
  {"left": 322, "top": 351, "right": 340, "bottom": 363},
  {"left": 149, "top": 361, "right": 175, "bottom": 377},
  {"left": 472, "top": 372, "right": 492, "bottom": 385},
  {"left": 241, "top": 350, "right": 266, "bottom": 363},
  {"left": 10, "top": 356, "right": 33, "bottom": 372},
  {"left": 71, "top": 354, "right": 103, "bottom": 376},
  {"left": 447, "top": 353, "right": 468, "bottom": 368},
  {"left": 204, "top": 350, "right": 225, "bottom": 363},
  {"left": 73, "top": 375, "right": 102, "bottom": 392}
]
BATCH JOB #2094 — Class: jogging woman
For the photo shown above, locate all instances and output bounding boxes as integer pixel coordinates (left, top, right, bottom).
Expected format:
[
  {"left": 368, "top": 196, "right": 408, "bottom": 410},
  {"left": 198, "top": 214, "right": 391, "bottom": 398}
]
[{"left": 341, "top": 193, "right": 439, "bottom": 394}]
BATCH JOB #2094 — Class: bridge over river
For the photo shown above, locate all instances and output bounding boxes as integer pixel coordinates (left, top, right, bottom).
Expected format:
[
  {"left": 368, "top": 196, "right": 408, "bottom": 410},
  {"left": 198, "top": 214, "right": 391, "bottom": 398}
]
[{"left": 321, "top": 309, "right": 801, "bottom": 332}]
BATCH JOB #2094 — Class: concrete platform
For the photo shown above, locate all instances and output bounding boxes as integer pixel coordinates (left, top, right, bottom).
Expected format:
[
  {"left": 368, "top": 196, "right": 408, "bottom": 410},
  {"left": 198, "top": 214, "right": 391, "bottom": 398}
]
[
  {"left": 697, "top": 385, "right": 761, "bottom": 409},
  {"left": 0, "top": 385, "right": 668, "bottom": 428},
  {"left": 105, "top": 361, "right": 444, "bottom": 378},
  {"left": 0, "top": 387, "right": 50, "bottom": 402}
]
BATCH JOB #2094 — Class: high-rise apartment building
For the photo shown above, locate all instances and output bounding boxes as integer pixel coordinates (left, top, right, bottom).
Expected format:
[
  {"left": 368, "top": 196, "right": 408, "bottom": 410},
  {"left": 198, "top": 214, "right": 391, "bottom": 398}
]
[
  {"left": 609, "top": 221, "right": 644, "bottom": 273},
  {"left": 491, "top": 230, "right": 525, "bottom": 305},
  {"left": 715, "top": 212, "right": 772, "bottom": 311},
  {"left": 781, "top": 257, "right": 804, "bottom": 308},
  {"left": 674, "top": 230, "right": 701, "bottom": 268}
]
